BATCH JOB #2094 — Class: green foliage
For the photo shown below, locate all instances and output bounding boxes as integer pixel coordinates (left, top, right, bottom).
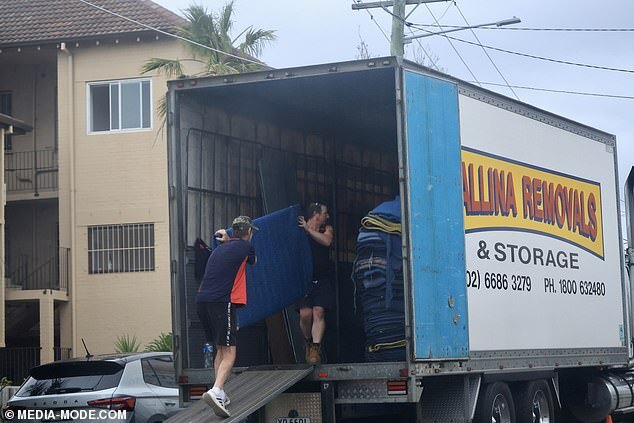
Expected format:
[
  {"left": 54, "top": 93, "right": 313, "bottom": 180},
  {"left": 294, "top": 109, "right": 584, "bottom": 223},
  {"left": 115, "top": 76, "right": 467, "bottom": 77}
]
[
  {"left": 114, "top": 334, "right": 141, "bottom": 353},
  {"left": 1, "top": 376, "right": 12, "bottom": 391},
  {"left": 142, "top": 1, "right": 276, "bottom": 80},
  {"left": 141, "top": 58, "right": 186, "bottom": 79},
  {"left": 144, "top": 332, "right": 173, "bottom": 352}
]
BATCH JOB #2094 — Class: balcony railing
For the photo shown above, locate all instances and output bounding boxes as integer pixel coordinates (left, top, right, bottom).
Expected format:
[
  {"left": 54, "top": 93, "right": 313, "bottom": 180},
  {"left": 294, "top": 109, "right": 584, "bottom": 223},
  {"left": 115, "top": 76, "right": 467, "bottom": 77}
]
[
  {"left": 5, "top": 149, "right": 58, "bottom": 194},
  {"left": 0, "top": 347, "right": 40, "bottom": 385},
  {"left": 0, "top": 347, "right": 72, "bottom": 385},
  {"left": 6, "top": 248, "right": 70, "bottom": 294}
]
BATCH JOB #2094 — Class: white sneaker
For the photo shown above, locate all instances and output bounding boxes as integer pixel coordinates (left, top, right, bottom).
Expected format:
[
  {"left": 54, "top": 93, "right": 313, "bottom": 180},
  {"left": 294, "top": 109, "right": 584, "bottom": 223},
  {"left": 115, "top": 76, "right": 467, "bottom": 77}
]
[
  {"left": 224, "top": 395, "right": 230, "bottom": 406},
  {"left": 203, "top": 388, "right": 230, "bottom": 418}
]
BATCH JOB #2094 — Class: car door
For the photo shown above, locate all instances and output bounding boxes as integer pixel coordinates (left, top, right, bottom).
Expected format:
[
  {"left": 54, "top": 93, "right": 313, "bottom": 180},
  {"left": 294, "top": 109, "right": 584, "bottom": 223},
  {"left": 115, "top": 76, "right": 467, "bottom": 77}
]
[{"left": 141, "top": 356, "right": 180, "bottom": 417}]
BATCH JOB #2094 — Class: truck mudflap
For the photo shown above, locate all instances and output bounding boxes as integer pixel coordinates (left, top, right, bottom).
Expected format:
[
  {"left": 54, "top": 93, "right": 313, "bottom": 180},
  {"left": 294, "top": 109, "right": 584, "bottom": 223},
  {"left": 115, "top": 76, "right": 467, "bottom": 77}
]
[{"left": 166, "top": 366, "right": 314, "bottom": 423}]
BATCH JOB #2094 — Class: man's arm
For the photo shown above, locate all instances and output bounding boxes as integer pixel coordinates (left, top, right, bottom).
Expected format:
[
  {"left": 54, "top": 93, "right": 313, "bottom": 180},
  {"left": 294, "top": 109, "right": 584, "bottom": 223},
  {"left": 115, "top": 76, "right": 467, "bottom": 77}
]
[
  {"left": 300, "top": 221, "right": 334, "bottom": 247},
  {"left": 214, "top": 229, "right": 230, "bottom": 242},
  {"left": 247, "top": 245, "right": 257, "bottom": 265}
]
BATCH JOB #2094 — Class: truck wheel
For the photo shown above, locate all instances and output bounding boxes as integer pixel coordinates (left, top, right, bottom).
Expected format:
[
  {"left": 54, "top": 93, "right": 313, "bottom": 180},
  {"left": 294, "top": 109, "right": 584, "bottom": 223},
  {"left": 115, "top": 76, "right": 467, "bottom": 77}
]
[
  {"left": 514, "top": 380, "right": 554, "bottom": 423},
  {"left": 474, "top": 382, "right": 516, "bottom": 423}
]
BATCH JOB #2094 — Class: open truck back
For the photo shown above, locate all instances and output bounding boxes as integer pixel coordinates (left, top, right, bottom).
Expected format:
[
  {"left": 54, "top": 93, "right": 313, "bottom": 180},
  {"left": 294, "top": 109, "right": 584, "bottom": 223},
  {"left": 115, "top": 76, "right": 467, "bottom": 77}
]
[{"left": 166, "top": 57, "right": 634, "bottom": 422}]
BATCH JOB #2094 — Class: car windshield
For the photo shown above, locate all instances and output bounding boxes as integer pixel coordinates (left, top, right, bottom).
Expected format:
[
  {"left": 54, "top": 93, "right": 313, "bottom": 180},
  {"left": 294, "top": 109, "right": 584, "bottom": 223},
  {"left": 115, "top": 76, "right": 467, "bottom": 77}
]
[{"left": 15, "top": 361, "right": 124, "bottom": 397}]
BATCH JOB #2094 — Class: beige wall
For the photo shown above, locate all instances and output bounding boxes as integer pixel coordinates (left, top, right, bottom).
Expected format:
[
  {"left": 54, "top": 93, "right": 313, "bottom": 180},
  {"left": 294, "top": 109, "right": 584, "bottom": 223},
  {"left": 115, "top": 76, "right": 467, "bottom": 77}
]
[{"left": 57, "top": 37, "right": 195, "bottom": 354}]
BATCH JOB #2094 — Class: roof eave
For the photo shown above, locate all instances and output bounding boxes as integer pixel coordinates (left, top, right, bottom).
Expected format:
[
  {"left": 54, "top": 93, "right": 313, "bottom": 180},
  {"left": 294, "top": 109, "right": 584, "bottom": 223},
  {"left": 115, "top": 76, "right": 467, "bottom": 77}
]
[
  {"left": 0, "top": 28, "right": 179, "bottom": 50},
  {"left": 0, "top": 113, "right": 33, "bottom": 134}
]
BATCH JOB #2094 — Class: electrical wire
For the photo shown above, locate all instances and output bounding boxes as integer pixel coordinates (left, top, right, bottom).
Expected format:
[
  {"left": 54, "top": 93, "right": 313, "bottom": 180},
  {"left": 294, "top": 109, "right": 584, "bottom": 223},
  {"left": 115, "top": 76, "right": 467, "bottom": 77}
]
[
  {"left": 354, "top": 0, "right": 392, "bottom": 44},
  {"left": 454, "top": 3, "right": 520, "bottom": 100},
  {"left": 75, "top": 0, "right": 264, "bottom": 65},
  {"left": 473, "top": 81, "right": 634, "bottom": 100},
  {"left": 452, "top": 35, "right": 634, "bottom": 74},
  {"left": 407, "top": 0, "right": 450, "bottom": 71},
  {"left": 422, "top": 25, "right": 634, "bottom": 32},
  {"left": 424, "top": 3, "right": 481, "bottom": 85},
  {"left": 411, "top": 26, "right": 634, "bottom": 74},
  {"left": 407, "top": 27, "right": 441, "bottom": 71},
  {"left": 371, "top": 1, "right": 441, "bottom": 70}
]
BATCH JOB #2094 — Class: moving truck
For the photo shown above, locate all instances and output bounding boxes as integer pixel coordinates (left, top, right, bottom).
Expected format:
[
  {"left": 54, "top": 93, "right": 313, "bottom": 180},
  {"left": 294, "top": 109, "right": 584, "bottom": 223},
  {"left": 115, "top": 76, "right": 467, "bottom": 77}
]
[{"left": 166, "top": 57, "right": 634, "bottom": 422}]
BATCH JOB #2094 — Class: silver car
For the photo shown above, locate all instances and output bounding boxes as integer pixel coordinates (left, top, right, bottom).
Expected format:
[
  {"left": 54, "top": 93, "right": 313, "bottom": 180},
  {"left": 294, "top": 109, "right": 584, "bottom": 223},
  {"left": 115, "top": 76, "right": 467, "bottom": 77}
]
[{"left": 4, "top": 352, "right": 180, "bottom": 423}]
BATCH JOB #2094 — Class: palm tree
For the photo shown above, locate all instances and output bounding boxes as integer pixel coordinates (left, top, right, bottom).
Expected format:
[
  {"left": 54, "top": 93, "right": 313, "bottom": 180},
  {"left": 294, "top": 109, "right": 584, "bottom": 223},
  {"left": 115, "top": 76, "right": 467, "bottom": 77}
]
[{"left": 142, "top": 2, "right": 276, "bottom": 79}]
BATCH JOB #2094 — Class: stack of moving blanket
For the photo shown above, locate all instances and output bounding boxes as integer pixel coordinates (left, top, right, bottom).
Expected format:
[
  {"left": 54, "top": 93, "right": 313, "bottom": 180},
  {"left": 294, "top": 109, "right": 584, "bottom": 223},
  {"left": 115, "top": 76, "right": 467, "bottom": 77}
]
[{"left": 352, "top": 197, "right": 406, "bottom": 362}]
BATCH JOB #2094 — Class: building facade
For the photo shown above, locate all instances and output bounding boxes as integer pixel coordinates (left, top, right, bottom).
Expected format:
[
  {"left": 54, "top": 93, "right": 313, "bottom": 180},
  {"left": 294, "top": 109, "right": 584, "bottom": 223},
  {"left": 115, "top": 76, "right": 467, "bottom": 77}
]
[{"left": 0, "top": 0, "right": 195, "bottom": 382}]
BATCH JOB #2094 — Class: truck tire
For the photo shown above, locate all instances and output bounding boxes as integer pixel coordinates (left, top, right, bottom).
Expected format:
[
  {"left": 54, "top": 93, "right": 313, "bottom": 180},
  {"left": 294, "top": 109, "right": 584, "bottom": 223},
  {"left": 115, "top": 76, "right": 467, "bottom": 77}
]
[
  {"left": 474, "top": 381, "right": 516, "bottom": 423},
  {"left": 514, "top": 380, "right": 554, "bottom": 423}
]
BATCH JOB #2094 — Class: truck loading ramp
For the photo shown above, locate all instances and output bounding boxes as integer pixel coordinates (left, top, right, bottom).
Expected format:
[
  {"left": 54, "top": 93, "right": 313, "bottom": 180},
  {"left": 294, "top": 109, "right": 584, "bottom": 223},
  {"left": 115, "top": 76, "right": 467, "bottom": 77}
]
[{"left": 166, "top": 366, "right": 314, "bottom": 423}]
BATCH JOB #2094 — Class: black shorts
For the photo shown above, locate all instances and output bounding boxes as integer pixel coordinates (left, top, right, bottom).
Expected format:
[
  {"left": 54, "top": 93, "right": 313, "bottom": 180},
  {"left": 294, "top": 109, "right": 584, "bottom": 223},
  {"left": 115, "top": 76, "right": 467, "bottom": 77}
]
[
  {"left": 296, "top": 277, "right": 336, "bottom": 311},
  {"left": 197, "top": 302, "right": 237, "bottom": 347}
]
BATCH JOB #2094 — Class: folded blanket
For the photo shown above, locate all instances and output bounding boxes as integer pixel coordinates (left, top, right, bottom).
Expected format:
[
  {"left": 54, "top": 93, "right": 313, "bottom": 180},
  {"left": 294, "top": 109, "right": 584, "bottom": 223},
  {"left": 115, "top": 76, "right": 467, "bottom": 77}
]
[{"left": 369, "top": 196, "right": 402, "bottom": 222}]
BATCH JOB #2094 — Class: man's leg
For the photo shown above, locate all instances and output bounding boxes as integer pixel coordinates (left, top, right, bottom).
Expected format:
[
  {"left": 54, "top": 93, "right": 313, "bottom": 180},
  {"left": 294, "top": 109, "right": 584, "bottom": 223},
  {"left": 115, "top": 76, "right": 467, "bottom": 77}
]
[
  {"left": 299, "top": 307, "right": 314, "bottom": 340},
  {"left": 312, "top": 306, "right": 326, "bottom": 343},
  {"left": 213, "top": 348, "right": 223, "bottom": 381},
  {"left": 305, "top": 306, "right": 326, "bottom": 364},
  {"left": 213, "top": 345, "right": 236, "bottom": 391}
]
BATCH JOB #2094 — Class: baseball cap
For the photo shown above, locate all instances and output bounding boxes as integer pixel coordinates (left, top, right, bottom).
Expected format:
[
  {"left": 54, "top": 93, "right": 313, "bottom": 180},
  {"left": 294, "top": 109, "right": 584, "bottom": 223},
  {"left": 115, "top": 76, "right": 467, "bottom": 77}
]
[{"left": 232, "top": 216, "right": 259, "bottom": 231}]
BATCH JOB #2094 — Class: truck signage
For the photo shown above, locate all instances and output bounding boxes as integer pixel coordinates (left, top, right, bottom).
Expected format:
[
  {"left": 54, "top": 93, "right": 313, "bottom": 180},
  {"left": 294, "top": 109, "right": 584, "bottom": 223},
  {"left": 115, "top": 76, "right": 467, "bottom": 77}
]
[
  {"left": 459, "top": 94, "right": 624, "bottom": 351},
  {"left": 462, "top": 146, "right": 604, "bottom": 259}
]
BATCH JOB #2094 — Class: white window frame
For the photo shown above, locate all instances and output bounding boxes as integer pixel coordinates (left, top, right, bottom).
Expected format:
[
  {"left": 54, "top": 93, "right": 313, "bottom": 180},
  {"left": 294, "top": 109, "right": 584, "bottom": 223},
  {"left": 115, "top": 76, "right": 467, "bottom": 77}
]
[{"left": 86, "top": 77, "right": 153, "bottom": 134}]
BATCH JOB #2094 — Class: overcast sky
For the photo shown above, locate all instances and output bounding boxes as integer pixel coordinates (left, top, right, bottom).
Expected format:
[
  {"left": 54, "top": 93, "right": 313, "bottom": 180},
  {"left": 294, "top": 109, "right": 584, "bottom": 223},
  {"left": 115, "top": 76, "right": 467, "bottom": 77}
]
[{"left": 154, "top": 0, "right": 633, "bottom": 212}]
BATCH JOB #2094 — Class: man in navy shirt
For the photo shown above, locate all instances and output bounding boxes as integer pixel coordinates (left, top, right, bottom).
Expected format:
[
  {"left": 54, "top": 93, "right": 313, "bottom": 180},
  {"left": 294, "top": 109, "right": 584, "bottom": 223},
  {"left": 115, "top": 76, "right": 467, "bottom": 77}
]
[{"left": 198, "top": 216, "right": 257, "bottom": 418}]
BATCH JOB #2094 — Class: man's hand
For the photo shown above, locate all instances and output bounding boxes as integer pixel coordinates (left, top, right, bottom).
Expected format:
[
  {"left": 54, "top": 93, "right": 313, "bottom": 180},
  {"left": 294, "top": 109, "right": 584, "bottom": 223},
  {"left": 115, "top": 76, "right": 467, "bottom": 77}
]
[
  {"left": 214, "top": 229, "right": 230, "bottom": 243},
  {"left": 298, "top": 216, "right": 307, "bottom": 230}
]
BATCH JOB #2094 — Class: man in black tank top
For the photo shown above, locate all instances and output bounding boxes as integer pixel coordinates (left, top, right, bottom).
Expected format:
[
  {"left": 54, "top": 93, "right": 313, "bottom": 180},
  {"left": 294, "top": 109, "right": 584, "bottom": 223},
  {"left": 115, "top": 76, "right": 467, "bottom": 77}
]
[{"left": 297, "top": 202, "right": 335, "bottom": 364}]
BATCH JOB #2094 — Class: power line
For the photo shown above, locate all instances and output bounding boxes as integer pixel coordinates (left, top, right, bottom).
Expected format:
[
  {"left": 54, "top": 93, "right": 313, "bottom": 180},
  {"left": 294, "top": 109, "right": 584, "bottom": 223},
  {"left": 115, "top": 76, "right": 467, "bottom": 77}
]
[
  {"left": 451, "top": 35, "right": 634, "bottom": 74},
  {"left": 407, "top": 27, "right": 441, "bottom": 70},
  {"left": 453, "top": 3, "right": 520, "bottom": 100},
  {"left": 75, "top": 0, "right": 264, "bottom": 66},
  {"left": 354, "top": 0, "right": 392, "bottom": 44},
  {"left": 408, "top": 24, "right": 634, "bottom": 32},
  {"left": 473, "top": 81, "right": 634, "bottom": 100},
  {"left": 461, "top": 26, "right": 634, "bottom": 32},
  {"left": 424, "top": 3, "right": 481, "bottom": 85},
  {"left": 410, "top": 26, "right": 634, "bottom": 74},
  {"left": 406, "top": 1, "right": 449, "bottom": 70}
]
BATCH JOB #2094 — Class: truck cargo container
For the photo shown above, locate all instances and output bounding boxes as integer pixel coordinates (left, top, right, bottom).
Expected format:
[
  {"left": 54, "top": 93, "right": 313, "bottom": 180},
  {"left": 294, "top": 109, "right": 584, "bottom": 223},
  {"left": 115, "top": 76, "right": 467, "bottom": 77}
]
[{"left": 166, "top": 57, "right": 634, "bottom": 422}]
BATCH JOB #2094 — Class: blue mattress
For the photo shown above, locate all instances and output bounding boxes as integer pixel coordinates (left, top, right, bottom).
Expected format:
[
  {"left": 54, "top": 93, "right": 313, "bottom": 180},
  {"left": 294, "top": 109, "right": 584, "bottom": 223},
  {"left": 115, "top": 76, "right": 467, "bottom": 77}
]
[{"left": 212, "top": 205, "right": 313, "bottom": 328}]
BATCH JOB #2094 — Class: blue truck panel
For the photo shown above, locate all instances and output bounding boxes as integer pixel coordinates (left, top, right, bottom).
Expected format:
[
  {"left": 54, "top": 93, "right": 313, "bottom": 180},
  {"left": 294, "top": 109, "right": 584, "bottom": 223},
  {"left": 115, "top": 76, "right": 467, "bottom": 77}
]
[{"left": 404, "top": 71, "right": 469, "bottom": 359}]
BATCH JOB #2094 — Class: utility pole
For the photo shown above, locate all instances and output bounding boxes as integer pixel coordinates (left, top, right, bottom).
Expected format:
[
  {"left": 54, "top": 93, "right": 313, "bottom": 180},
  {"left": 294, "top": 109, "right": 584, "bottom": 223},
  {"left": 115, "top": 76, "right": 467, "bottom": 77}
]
[
  {"left": 390, "top": 0, "right": 406, "bottom": 58},
  {"left": 352, "top": 0, "right": 450, "bottom": 59}
]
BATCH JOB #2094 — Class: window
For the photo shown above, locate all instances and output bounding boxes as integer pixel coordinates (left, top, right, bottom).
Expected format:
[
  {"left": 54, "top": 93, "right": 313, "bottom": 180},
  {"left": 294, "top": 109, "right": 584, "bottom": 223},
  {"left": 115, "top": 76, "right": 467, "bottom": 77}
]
[
  {"left": 87, "top": 79, "right": 151, "bottom": 133},
  {"left": 141, "top": 357, "right": 176, "bottom": 388},
  {"left": 15, "top": 362, "right": 124, "bottom": 397},
  {"left": 88, "top": 223, "right": 155, "bottom": 274},
  {"left": 1, "top": 91, "right": 12, "bottom": 151}
]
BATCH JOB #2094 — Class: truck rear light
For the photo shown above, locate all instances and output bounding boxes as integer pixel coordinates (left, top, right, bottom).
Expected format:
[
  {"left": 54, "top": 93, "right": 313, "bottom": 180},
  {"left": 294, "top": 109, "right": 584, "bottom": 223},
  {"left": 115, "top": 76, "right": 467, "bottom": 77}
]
[
  {"left": 87, "top": 396, "right": 136, "bottom": 411},
  {"left": 188, "top": 385, "right": 208, "bottom": 399},
  {"left": 178, "top": 375, "right": 189, "bottom": 384},
  {"left": 387, "top": 380, "right": 408, "bottom": 395},
  {"left": 399, "top": 368, "right": 409, "bottom": 377}
]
